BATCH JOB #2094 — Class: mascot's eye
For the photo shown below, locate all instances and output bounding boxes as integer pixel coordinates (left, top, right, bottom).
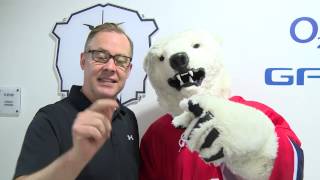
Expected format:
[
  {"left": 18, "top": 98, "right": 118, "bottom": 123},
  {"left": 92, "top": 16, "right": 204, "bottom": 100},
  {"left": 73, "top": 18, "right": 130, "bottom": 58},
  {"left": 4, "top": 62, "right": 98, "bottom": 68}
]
[
  {"left": 159, "top": 56, "right": 165, "bottom": 61},
  {"left": 193, "top": 43, "right": 200, "bottom": 48}
]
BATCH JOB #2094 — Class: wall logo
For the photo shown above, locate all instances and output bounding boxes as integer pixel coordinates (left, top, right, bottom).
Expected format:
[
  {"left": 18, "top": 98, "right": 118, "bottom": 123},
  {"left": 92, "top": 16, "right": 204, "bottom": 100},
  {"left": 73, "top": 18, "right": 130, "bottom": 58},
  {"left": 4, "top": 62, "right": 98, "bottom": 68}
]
[
  {"left": 52, "top": 3, "right": 158, "bottom": 105},
  {"left": 290, "top": 17, "right": 319, "bottom": 48},
  {"left": 265, "top": 68, "right": 320, "bottom": 85},
  {"left": 265, "top": 17, "right": 320, "bottom": 86}
]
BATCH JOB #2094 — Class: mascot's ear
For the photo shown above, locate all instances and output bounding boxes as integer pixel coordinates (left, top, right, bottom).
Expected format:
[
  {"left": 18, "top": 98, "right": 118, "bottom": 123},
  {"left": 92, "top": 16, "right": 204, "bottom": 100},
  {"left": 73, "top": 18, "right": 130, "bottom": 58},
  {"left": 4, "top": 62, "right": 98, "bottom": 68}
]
[{"left": 143, "top": 52, "right": 150, "bottom": 74}]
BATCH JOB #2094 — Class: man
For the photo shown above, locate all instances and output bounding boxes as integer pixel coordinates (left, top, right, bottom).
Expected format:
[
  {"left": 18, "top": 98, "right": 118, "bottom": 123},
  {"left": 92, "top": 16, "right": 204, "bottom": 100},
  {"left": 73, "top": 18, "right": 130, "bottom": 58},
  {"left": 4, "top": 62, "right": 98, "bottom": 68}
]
[{"left": 14, "top": 23, "right": 139, "bottom": 180}]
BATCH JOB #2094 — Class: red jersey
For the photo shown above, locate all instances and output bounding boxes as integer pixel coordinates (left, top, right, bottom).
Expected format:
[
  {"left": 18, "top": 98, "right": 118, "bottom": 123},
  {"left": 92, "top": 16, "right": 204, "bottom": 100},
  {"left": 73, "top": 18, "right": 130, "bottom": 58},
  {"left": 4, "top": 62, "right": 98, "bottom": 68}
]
[{"left": 139, "top": 96, "right": 304, "bottom": 180}]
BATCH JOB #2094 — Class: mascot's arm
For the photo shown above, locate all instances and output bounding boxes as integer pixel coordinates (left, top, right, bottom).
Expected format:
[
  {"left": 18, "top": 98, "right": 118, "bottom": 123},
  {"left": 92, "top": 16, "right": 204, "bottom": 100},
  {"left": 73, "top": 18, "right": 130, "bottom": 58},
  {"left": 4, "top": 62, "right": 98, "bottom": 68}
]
[
  {"left": 173, "top": 95, "right": 304, "bottom": 180},
  {"left": 232, "top": 96, "right": 304, "bottom": 180}
]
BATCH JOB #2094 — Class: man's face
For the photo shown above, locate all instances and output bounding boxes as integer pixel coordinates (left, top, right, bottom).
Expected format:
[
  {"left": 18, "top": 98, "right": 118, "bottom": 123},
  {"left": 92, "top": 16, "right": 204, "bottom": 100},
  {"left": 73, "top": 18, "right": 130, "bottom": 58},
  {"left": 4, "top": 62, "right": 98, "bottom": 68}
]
[{"left": 80, "top": 31, "right": 132, "bottom": 101}]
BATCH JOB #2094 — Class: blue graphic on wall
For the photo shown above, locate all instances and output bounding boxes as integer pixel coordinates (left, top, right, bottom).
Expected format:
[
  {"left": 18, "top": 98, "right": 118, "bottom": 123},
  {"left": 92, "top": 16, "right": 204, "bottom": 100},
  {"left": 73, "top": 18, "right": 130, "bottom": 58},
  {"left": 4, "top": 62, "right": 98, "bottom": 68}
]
[
  {"left": 265, "top": 68, "right": 320, "bottom": 85},
  {"left": 290, "top": 17, "right": 319, "bottom": 48},
  {"left": 265, "top": 17, "right": 320, "bottom": 86}
]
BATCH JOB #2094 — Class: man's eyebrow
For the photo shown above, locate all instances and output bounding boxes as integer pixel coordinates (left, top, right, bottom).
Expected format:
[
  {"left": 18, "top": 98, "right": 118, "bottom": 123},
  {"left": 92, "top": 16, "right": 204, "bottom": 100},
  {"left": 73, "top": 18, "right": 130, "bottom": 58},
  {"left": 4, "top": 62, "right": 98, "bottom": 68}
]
[
  {"left": 91, "top": 47, "right": 130, "bottom": 56},
  {"left": 91, "top": 48, "right": 109, "bottom": 53}
]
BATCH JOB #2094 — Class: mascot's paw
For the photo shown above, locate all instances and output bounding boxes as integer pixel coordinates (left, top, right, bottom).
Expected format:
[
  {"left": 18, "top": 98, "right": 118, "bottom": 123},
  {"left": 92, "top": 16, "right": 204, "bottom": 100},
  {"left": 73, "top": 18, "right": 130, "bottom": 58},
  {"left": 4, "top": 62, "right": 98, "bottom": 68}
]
[
  {"left": 172, "top": 98, "right": 195, "bottom": 128},
  {"left": 172, "top": 112, "right": 192, "bottom": 128},
  {"left": 180, "top": 97, "right": 225, "bottom": 165}
]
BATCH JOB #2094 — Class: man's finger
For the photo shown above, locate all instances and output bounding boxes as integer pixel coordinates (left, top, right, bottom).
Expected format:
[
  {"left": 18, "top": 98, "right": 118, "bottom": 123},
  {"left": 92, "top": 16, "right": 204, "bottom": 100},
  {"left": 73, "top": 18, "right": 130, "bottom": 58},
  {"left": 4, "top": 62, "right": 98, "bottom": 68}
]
[
  {"left": 73, "top": 124, "right": 104, "bottom": 141},
  {"left": 88, "top": 99, "right": 119, "bottom": 117}
]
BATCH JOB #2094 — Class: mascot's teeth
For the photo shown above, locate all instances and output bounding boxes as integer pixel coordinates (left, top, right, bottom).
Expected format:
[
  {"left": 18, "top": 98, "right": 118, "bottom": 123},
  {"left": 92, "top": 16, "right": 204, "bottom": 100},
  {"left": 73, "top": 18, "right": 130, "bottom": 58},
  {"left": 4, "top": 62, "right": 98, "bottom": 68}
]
[
  {"left": 176, "top": 71, "right": 195, "bottom": 85},
  {"left": 189, "top": 76, "right": 194, "bottom": 83},
  {"left": 181, "top": 72, "right": 189, "bottom": 76},
  {"left": 168, "top": 68, "right": 205, "bottom": 90},
  {"left": 176, "top": 74, "right": 184, "bottom": 86},
  {"left": 188, "top": 70, "right": 194, "bottom": 82}
]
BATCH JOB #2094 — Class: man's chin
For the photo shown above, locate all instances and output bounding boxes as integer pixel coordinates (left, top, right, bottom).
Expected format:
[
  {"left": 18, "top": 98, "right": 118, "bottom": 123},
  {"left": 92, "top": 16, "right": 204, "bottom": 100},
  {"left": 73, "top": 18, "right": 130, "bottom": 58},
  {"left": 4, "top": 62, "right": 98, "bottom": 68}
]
[{"left": 96, "top": 87, "right": 118, "bottom": 99}]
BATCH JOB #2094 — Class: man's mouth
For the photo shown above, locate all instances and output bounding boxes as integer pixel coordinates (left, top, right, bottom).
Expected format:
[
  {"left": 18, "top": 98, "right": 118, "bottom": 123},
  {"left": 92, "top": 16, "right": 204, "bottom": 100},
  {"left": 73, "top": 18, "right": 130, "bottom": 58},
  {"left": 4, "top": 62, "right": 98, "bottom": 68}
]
[
  {"left": 167, "top": 68, "right": 205, "bottom": 91},
  {"left": 98, "top": 77, "right": 117, "bottom": 83}
]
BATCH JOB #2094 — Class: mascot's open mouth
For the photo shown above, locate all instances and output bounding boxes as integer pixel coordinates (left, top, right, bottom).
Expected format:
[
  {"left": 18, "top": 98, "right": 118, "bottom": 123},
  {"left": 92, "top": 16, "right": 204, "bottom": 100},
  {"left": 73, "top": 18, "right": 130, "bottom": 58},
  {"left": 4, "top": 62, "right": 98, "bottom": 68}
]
[{"left": 168, "top": 68, "right": 205, "bottom": 91}]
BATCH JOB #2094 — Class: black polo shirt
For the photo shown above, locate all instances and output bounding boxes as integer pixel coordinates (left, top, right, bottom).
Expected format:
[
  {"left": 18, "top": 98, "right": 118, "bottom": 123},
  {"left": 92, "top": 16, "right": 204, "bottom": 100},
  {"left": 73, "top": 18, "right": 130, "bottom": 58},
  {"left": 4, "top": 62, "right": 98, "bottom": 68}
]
[{"left": 14, "top": 85, "right": 140, "bottom": 180}]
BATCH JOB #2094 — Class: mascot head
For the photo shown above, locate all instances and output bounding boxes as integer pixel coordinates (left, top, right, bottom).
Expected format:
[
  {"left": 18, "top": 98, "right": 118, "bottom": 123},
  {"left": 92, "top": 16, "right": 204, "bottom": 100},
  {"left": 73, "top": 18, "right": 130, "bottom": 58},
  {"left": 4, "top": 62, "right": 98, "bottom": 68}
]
[{"left": 144, "top": 30, "right": 231, "bottom": 115}]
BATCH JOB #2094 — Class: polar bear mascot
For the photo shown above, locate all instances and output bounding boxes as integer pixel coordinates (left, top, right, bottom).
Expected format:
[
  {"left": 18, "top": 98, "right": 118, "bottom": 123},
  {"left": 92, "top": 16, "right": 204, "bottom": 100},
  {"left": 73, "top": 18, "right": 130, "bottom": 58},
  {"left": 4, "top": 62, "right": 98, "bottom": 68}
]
[{"left": 139, "top": 30, "right": 304, "bottom": 180}]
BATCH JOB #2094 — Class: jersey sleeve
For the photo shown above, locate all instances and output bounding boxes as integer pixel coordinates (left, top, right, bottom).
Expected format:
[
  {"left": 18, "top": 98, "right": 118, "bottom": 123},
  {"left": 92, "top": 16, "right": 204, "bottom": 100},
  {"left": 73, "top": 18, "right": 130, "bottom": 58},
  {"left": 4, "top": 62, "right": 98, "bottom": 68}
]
[
  {"left": 13, "top": 108, "right": 61, "bottom": 179},
  {"left": 269, "top": 124, "right": 304, "bottom": 180}
]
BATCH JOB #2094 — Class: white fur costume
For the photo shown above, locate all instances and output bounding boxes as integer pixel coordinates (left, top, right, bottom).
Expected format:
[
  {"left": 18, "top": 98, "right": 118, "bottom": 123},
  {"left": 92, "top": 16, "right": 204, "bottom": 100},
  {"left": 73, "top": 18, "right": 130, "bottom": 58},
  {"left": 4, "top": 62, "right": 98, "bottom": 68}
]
[{"left": 141, "top": 30, "right": 303, "bottom": 180}]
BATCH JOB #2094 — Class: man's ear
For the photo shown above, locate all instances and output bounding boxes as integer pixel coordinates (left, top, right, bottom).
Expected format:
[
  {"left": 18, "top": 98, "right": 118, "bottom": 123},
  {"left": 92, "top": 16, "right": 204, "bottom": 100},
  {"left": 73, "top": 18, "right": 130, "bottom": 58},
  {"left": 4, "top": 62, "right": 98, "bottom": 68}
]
[
  {"left": 80, "top": 52, "right": 86, "bottom": 70},
  {"left": 126, "top": 63, "right": 133, "bottom": 77}
]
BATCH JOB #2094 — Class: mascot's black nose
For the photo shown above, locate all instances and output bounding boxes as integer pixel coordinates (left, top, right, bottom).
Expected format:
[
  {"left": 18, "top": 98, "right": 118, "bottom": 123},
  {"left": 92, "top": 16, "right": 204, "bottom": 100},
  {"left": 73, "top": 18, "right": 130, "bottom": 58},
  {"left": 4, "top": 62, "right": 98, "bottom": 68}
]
[{"left": 169, "top": 52, "right": 189, "bottom": 72}]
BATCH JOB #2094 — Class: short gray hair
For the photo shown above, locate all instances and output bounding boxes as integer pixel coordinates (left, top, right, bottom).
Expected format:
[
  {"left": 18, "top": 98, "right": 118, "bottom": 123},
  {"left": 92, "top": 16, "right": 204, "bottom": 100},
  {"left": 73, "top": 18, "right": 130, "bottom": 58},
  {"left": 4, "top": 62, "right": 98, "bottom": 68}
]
[{"left": 84, "top": 22, "right": 133, "bottom": 56}]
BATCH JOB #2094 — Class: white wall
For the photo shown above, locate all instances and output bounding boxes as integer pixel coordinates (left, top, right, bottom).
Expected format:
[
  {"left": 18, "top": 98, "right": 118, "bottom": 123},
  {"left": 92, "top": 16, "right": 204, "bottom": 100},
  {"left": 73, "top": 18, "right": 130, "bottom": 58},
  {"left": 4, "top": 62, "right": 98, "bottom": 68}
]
[{"left": 0, "top": 0, "right": 319, "bottom": 179}]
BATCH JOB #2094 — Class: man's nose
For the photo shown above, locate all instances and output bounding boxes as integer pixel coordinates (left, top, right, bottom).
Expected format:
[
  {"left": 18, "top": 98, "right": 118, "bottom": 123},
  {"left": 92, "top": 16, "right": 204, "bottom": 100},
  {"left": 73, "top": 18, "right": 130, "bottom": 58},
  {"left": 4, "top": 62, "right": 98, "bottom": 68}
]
[{"left": 101, "top": 58, "right": 117, "bottom": 71}]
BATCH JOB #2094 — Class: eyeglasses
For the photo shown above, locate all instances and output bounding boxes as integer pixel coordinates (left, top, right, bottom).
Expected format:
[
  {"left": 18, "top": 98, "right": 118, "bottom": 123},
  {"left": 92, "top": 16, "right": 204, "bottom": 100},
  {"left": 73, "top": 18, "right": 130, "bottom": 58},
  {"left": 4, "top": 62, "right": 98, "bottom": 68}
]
[{"left": 86, "top": 50, "right": 132, "bottom": 69}]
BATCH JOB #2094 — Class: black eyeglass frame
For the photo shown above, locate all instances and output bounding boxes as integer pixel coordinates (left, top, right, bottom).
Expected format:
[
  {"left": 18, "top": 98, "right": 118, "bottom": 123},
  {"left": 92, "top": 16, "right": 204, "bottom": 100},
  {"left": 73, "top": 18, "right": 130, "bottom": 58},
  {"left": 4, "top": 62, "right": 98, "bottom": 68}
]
[{"left": 86, "top": 49, "right": 132, "bottom": 69}]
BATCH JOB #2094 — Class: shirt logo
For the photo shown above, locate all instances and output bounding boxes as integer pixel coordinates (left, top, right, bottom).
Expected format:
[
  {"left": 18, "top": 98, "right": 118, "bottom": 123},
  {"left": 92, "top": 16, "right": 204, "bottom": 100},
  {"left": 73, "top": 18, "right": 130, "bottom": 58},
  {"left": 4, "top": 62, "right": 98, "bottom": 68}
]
[
  {"left": 127, "top": 134, "right": 134, "bottom": 141},
  {"left": 52, "top": 3, "right": 158, "bottom": 106}
]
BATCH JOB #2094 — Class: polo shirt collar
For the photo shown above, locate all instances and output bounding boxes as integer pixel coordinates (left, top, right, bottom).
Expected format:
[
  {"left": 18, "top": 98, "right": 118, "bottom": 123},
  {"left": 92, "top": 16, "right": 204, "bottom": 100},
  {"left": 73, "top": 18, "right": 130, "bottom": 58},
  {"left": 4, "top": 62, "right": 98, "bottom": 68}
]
[{"left": 68, "top": 85, "right": 90, "bottom": 111}]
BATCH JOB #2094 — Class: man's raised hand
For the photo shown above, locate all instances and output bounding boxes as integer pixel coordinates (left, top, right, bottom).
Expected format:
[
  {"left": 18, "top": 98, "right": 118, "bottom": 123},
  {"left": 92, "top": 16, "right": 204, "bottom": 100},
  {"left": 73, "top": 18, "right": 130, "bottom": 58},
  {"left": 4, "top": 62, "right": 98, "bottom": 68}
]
[{"left": 71, "top": 99, "right": 119, "bottom": 161}]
